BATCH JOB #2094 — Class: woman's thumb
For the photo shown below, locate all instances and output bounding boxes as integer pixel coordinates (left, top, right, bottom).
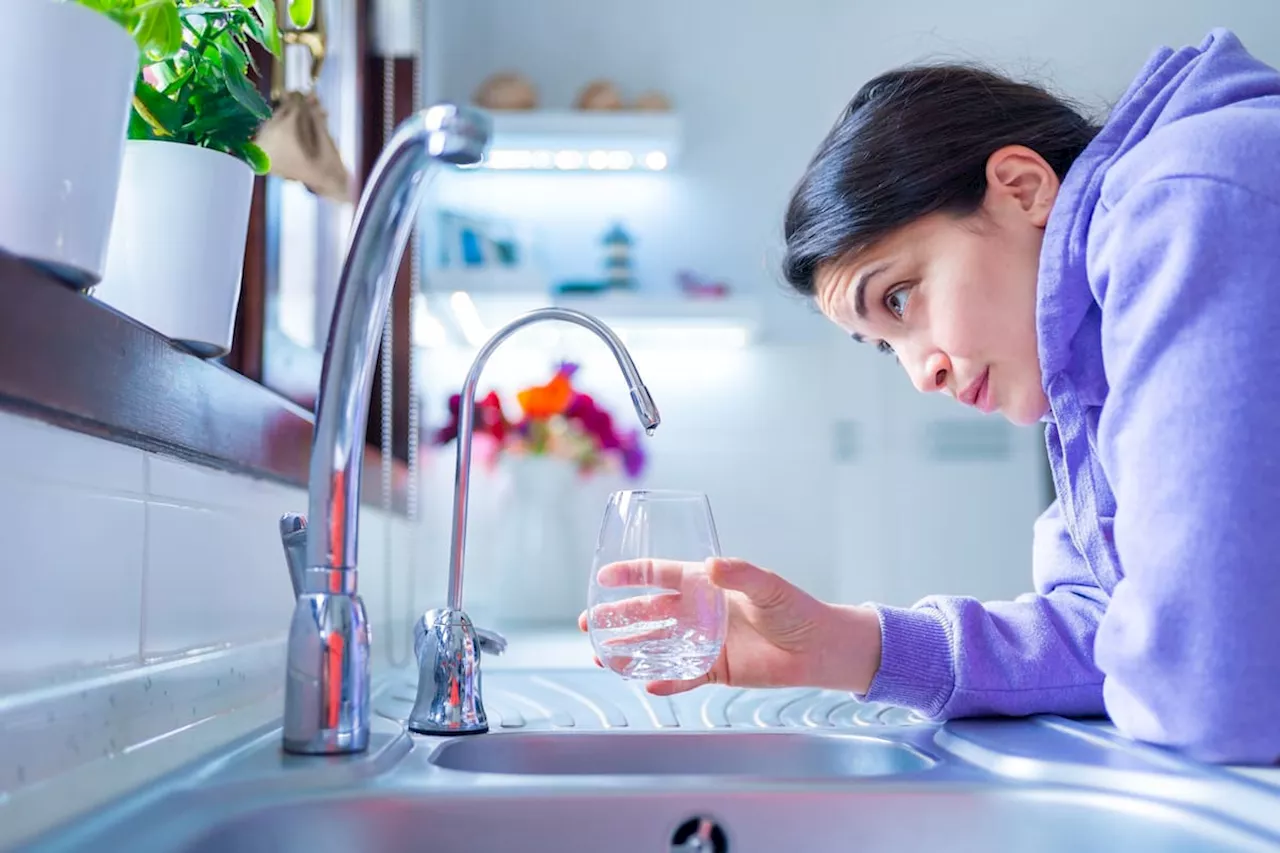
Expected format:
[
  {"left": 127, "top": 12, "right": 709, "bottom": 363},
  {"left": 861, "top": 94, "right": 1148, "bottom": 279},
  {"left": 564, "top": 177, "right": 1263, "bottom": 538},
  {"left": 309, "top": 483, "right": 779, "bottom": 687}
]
[{"left": 707, "top": 558, "right": 788, "bottom": 605}]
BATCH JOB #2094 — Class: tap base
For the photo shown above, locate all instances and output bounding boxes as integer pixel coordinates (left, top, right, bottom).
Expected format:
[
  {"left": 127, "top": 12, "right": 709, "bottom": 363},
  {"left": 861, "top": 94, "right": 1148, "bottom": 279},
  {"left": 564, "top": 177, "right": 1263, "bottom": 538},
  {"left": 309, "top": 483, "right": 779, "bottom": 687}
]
[
  {"left": 281, "top": 591, "right": 371, "bottom": 755},
  {"left": 283, "top": 724, "right": 371, "bottom": 754},
  {"left": 407, "top": 720, "right": 489, "bottom": 737},
  {"left": 407, "top": 608, "right": 489, "bottom": 736}
]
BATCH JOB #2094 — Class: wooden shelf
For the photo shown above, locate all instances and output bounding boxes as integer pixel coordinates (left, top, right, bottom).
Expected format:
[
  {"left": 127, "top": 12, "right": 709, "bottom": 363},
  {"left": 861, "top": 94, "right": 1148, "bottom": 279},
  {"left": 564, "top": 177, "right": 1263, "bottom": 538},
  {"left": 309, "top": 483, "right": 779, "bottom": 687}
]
[{"left": 0, "top": 252, "right": 408, "bottom": 515}]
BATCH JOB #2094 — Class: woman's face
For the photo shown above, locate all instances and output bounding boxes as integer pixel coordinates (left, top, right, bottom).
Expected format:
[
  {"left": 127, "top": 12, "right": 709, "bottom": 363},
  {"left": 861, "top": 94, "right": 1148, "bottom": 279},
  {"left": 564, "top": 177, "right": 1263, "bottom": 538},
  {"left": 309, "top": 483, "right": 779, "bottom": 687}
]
[{"left": 812, "top": 146, "right": 1059, "bottom": 426}]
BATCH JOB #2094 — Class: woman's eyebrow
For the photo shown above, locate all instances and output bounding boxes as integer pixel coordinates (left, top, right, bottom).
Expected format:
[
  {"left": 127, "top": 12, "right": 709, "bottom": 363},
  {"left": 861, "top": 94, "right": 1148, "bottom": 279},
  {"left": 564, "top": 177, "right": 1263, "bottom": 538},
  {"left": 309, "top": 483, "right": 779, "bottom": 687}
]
[{"left": 853, "top": 261, "right": 891, "bottom": 319}]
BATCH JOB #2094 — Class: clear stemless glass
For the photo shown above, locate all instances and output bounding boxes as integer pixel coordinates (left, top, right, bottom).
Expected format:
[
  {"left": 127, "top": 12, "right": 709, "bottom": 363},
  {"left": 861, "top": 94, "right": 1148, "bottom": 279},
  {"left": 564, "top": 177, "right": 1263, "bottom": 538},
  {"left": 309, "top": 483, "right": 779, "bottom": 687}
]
[{"left": 586, "top": 490, "right": 729, "bottom": 682}]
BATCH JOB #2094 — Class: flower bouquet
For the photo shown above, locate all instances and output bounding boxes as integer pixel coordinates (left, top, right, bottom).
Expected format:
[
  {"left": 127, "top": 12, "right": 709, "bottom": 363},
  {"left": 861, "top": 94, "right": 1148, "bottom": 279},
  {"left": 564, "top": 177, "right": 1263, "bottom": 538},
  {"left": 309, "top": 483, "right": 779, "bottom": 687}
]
[{"left": 432, "top": 362, "right": 647, "bottom": 480}]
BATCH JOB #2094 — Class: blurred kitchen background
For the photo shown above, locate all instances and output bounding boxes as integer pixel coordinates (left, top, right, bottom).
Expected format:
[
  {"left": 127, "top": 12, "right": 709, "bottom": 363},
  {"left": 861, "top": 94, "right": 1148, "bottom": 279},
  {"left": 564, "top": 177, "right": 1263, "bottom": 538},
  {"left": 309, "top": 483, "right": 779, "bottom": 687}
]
[{"left": 272, "top": 0, "right": 1280, "bottom": 632}]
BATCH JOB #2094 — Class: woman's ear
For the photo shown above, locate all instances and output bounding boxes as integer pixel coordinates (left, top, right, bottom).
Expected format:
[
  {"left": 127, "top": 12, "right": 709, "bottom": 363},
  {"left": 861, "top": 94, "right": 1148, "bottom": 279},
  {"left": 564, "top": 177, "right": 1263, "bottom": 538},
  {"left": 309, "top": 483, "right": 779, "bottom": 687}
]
[{"left": 985, "top": 145, "right": 1060, "bottom": 228}]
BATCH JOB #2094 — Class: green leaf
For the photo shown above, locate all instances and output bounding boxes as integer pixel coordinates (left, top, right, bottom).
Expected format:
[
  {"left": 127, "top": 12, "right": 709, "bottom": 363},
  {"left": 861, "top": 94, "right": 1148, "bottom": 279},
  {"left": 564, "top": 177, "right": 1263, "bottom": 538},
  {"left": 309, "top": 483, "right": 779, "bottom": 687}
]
[
  {"left": 130, "top": 79, "right": 184, "bottom": 138},
  {"left": 73, "top": 0, "right": 134, "bottom": 29},
  {"left": 235, "top": 5, "right": 267, "bottom": 50},
  {"left": 132, "top": 0, "right": 183, "bottom": 60},
  {"left": 287, "top": 0, "right": 312, "bottom": 30},
  {"left": 222, "top": 59, "right": 271, "bottom": 120},
  {"left": 127, "top": 107, "right": 158, "bottom": 140},
  {"left": 75, "top": 0, "right": 124, "bottom": 17},
  {"left": 252, "top": 0, "right": 282, "bottom": 57},
  {"left": 239, "top": 141, "right": 272, "bottom": 175},
  {"left": 215, "top": 29, "right": 249, "bottom": 74},
  {"left": 160, "top": 65, "right": 195, "bottom": 96}
]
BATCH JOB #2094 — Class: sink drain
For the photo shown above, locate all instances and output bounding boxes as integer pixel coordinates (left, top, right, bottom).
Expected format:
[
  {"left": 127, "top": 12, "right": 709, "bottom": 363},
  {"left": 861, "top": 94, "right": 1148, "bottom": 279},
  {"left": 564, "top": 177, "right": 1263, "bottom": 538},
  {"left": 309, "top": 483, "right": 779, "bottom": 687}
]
[{"left": 670, "top": 816, "right": 728, "bottom": 852}]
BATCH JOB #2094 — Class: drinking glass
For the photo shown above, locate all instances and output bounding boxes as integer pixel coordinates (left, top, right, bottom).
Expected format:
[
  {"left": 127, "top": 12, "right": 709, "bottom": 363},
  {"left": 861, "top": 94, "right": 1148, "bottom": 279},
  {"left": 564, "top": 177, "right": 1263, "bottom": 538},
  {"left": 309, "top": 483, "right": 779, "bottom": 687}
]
[{"left": 586, "top": 490, "right": 729, "bottom": 681}]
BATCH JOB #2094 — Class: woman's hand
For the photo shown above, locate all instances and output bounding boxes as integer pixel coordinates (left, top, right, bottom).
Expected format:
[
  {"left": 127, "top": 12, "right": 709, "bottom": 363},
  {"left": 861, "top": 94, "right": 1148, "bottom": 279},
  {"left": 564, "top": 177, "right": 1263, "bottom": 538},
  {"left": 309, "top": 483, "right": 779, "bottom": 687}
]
[{"left": 578, "top": 557, "right": 883, "bottom": 696}]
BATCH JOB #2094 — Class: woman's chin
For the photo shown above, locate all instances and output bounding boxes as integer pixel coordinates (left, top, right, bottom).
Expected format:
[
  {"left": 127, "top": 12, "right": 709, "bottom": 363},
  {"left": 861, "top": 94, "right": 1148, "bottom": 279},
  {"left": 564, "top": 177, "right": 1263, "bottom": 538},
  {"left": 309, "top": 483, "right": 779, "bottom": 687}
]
[{"left": 1001, "top": 389, "right": 1051, "bottom": 426}]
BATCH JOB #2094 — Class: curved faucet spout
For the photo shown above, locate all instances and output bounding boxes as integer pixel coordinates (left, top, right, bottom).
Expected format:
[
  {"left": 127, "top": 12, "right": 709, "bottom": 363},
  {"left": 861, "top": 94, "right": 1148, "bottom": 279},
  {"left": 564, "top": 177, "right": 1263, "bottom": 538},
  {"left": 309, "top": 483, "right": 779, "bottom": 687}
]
[
  {"left": 447, "top": 307, "right": 661, "bottom": 610},
  {"left": 306, "top": 104, "right": 489, "bottom": 574},
  {"left": 408, "top": 306, "right": 660, "bottom": 736}
]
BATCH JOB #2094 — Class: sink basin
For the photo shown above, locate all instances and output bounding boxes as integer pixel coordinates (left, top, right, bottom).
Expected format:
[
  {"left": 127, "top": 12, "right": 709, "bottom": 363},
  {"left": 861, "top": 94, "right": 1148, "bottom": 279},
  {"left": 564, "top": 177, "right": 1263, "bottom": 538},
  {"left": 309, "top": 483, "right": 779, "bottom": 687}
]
[
  {"left": 19, "top": 672, "right": 1280, "bottom": 853},
  {"left": 100, "top": 788, "right": 1280, "bottom": 853},
  {"left": 426, "top": 731, "right": 936, "bottom": 778}
]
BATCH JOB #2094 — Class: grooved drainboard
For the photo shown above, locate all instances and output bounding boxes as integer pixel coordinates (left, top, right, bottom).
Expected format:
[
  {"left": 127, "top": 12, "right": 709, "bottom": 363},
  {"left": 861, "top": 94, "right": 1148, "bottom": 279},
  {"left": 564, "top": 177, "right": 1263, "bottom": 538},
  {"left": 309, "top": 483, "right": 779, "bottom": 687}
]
[{"left": 377, "top": 670, "right": 929, "bottom": 731}]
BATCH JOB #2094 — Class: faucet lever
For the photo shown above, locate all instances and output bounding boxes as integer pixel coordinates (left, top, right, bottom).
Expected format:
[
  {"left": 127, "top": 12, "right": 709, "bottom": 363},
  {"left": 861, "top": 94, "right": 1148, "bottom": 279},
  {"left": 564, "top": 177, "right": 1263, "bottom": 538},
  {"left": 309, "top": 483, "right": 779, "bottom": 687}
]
[
  {"left": 279, "top": 513, "right": 307, "bottom": 599},
  {"left": 475, "top": 626, "right": 508, "bottom": 656}
]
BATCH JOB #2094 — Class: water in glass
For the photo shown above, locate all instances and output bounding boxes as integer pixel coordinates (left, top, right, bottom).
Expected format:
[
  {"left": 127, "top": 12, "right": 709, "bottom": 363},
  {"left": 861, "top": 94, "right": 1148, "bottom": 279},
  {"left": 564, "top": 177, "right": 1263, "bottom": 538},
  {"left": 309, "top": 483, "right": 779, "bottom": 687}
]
[{"left": 586, "top": 490, "right": 728, "bottom": 682}]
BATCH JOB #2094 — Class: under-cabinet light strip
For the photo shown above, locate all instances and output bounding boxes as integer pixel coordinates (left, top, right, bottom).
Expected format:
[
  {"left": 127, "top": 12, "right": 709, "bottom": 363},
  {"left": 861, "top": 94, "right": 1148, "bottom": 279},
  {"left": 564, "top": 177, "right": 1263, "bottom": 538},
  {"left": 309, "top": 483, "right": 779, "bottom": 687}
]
[{"left": 462, "top": 149, "right": 669, "bottom": 171}]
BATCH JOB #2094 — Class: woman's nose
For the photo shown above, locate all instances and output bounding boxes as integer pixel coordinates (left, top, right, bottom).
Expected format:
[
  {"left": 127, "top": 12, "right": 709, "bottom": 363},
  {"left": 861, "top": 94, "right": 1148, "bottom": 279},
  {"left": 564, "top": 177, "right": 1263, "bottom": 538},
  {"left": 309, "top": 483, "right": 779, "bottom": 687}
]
[{"left": 910, "top": 352, "right": 950, "bottom": 394}]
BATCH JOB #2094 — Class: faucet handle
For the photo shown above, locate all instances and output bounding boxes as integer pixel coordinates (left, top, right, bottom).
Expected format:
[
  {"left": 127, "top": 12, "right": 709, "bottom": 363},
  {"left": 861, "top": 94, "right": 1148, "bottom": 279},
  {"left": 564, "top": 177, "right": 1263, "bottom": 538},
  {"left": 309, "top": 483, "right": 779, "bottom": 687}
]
[
  {"left": 475, "top": 626, "right": 508, "bottom": 656},
  {"left": 279, "top": 513, "right": 308, "bottom": 598}
]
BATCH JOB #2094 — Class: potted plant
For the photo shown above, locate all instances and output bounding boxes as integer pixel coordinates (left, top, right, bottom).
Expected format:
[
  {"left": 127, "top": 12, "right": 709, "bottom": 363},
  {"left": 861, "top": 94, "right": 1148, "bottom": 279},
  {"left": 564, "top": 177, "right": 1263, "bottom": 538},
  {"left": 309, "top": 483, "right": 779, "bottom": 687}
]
[
  {"left": 0, "top": 0, "right": 138, "bottom": 287},
  {"left": 87, "top": 0, "right": 282, "bottom": 357}
]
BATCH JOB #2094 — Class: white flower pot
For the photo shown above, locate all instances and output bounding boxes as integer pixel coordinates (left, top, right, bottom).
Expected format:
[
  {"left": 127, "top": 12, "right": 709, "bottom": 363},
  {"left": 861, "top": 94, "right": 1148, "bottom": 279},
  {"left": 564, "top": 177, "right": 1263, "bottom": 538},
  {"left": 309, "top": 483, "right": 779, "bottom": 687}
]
[
  {"left": 95, "top": 141, "right": 255, "bottom": 357},
  {"left": 0, "top": 0, "right": 137, "bottom": 287}
]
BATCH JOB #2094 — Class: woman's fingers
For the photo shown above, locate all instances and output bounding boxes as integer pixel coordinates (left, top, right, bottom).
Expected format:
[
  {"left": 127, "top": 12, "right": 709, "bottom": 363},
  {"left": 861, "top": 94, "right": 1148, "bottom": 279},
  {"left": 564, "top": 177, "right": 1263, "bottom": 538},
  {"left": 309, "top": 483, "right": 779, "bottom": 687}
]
[
  {"left": 595, "top": 558, "right": 695, "bottom": 590},
  {"left": 644, "top": 673, "right": 713, "bottom": 696},
  {"left": 603, "top": 657, "right": 635, "bottom": 675},
  {"left": 707, "top": 557, "right": 787, "bottom": 606},
  {"left": 584, "top": 592, "right": 682, "bottom": 630}
]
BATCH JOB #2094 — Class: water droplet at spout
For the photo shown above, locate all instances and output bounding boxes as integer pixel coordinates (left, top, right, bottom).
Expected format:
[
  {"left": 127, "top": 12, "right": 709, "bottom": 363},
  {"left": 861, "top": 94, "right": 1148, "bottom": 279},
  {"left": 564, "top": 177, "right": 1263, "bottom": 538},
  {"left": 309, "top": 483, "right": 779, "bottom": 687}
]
[{"left": 645, "top": 426, "right": 656, "bottom": 437}]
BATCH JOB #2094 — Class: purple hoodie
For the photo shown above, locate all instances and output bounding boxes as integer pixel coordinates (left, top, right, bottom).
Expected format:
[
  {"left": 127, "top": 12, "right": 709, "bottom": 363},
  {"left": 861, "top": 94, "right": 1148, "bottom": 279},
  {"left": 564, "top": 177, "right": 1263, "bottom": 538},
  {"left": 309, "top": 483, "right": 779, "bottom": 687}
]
[{"left": 860, "top": 29, "right": 1280, "bottom": 764}]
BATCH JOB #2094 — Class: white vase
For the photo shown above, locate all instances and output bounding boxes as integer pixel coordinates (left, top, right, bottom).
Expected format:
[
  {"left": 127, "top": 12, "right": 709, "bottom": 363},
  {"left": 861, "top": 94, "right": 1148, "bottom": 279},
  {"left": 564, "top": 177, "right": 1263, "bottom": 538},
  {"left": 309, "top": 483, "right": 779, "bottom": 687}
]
[
  {"left": 491, "top": 455, "right": 586, "bottom": 628},
  {"left": 0, "top": 0, "right": 137, "bottom": 287},
  {"left": 94, "top": 141, "right": 255, "bottom": 357}
]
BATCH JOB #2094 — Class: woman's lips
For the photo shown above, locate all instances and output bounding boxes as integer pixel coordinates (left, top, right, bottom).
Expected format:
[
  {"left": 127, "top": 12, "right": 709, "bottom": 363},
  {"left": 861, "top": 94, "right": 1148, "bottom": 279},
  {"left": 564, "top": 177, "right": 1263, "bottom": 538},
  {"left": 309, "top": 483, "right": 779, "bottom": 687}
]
[{"left": 959, "top": 368, "right": 995, "bottom": 413}]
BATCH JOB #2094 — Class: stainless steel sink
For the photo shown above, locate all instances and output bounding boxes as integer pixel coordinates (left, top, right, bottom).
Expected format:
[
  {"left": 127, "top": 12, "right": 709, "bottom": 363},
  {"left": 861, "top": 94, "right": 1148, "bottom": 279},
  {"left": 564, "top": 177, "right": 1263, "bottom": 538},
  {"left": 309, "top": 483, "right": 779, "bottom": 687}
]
[
  {"left": 426, "top": 730, "right": 936, "bottom": 778},
  {"left": 18, "top": 670, "right": 1280, "bottom": 853},
  {"left": 43, "top": 787, "right": 1280, "bottom": 853}
]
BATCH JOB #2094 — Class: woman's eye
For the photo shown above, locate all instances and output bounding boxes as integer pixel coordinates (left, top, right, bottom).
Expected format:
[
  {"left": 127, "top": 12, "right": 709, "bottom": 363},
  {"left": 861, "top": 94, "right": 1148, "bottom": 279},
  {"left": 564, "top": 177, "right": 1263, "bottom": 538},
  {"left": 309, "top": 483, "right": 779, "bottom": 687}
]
[
  {"left": 876, "top": 340, "right": 894, "bottom": 356},
  {"left": 885, "top": 286, "right": 911, "bottom": 318}
]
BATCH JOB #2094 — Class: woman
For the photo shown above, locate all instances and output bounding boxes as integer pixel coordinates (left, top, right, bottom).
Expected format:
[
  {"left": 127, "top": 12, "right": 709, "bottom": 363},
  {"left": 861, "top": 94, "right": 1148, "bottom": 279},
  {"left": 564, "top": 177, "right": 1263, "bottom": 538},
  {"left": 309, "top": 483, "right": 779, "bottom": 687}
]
[{"left": 581, "top": 28, "right": 1280, "bottom": 764}]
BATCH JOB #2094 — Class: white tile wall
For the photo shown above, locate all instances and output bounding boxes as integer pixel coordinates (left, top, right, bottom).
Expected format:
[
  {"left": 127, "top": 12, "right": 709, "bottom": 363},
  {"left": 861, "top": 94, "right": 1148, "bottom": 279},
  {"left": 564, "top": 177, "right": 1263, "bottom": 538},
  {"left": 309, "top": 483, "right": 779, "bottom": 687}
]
[
  {"left": 0, "top": 409, "right": 147, "bottom": 493},
  {"left": 143, "top": 501, "right": 290, "bottom": 655},
  {"left": 0, "top": 481, "right": 147, "bottom": 678},
  {"left": 0, "top": 409, "right": 425, "bottom": 694}
]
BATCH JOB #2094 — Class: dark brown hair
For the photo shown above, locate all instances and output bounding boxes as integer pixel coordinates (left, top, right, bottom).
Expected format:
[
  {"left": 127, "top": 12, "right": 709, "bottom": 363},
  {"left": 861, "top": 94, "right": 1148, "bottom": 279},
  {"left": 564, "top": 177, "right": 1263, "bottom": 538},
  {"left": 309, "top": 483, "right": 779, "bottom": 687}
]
[{"left": 781, "top": 64, "right": 1100, "bottom": 295}]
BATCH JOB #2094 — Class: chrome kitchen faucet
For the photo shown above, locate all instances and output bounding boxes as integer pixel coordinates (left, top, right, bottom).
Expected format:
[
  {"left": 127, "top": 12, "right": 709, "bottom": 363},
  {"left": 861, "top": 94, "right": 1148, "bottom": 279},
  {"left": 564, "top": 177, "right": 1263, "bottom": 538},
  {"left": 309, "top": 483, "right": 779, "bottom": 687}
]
[{"left": 277, "top": 104, "right": 488, "bottom": 755}]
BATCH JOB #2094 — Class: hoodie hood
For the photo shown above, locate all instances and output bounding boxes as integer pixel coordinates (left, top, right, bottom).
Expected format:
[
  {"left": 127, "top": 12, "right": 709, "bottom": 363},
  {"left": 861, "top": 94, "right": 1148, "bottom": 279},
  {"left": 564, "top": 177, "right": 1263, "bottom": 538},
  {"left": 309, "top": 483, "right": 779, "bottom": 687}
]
[{"left": 1037, "top": 28, "right": 1280, "bottom": 391}]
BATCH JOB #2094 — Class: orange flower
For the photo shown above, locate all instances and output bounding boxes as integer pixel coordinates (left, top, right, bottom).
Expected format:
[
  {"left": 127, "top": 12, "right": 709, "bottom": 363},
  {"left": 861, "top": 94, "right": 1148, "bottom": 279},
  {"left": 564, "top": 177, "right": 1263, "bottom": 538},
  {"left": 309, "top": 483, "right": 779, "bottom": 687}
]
[{"left": 516, "top": 370, "right": 574, "bottom": 419}]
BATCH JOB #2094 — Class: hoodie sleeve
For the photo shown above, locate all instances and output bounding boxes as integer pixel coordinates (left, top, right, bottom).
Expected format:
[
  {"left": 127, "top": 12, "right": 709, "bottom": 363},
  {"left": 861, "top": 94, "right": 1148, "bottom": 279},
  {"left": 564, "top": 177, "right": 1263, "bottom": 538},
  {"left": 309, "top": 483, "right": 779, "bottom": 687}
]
[
  {"left": 1089, "top": 175, "right": 1280, "bottom": 764},
  {"left": 859, "top": 499, "right": 1107, "bottom": 718}
]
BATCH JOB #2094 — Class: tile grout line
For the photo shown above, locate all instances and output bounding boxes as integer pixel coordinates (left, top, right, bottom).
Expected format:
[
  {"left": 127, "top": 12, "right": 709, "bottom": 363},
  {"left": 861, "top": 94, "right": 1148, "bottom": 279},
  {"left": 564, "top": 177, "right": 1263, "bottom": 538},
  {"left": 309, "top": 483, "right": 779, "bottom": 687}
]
[{"left": 138, "top": 457, "right": 152, "bottom": 662}]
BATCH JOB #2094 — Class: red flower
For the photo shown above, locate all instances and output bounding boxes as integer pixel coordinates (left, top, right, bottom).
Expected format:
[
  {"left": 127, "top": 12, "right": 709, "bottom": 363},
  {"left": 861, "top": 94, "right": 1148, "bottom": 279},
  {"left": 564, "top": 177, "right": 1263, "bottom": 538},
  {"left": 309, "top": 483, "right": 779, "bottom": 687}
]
[
  {"left": 432, "top": 390, "right": 508, "bottom": 445},
  {"left": 565, "top": 392, "right": 621, "bottom": 450}
]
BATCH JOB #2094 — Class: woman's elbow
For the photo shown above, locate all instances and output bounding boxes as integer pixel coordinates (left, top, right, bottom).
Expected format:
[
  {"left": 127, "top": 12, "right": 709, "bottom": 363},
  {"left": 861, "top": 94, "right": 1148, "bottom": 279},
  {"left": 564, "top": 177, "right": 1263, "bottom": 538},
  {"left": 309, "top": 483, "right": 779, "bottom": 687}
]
[{"left": 1105, "top": 678, "right": 1280, "bottom": 765}]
